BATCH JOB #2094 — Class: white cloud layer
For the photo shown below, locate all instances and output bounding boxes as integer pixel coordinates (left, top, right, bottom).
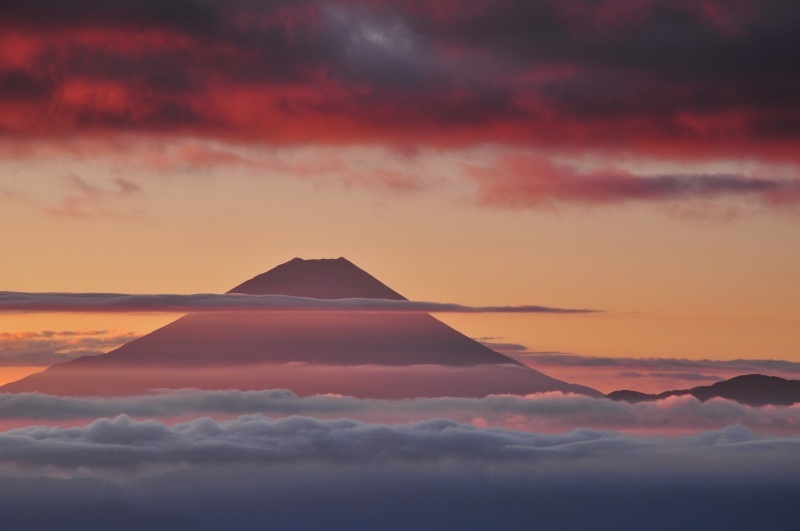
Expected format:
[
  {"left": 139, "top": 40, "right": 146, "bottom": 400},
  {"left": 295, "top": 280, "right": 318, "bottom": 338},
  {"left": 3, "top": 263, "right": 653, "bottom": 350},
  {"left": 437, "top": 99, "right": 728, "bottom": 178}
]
[
  {"left": 1, "top": 389, "right": 799, "bottom": 433},
  {"left": 2, "top": 413, "right": 799, "bottom": 471},
  {"left": 1, "top": 412, "right": 799, "bottom": 529}
]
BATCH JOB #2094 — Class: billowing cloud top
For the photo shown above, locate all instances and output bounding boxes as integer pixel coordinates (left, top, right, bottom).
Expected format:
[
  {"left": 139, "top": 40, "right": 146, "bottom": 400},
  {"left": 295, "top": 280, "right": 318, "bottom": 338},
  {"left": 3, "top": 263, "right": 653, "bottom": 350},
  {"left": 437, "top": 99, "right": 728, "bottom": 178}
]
[
  {"left": 0, "top": 291, "right": 598, "bottom": 314},
  {"left": 1, "top": 388, "right": 799, "bottom": 434}
]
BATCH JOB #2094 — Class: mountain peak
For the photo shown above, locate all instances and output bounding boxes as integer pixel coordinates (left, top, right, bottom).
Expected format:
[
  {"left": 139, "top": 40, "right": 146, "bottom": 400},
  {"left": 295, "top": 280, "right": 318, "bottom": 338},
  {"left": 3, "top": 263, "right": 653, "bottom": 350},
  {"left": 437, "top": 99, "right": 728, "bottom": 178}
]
[
  {"left": 227, "top": 257, "right": 407, "bottom": 300},
  {"left": 1, "top": 257, "right": 601, "bottom": 398}
]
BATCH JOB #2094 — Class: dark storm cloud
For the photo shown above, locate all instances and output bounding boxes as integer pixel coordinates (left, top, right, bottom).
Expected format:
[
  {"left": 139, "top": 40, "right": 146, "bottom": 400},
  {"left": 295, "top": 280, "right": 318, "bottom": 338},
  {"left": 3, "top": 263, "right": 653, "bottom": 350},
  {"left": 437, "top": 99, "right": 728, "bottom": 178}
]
[
  {"left": 0, "top": 291, "right": 598, "bottom": 314},
  {"left": 0, "top": 0, "right": 798, "bottom": 163}
]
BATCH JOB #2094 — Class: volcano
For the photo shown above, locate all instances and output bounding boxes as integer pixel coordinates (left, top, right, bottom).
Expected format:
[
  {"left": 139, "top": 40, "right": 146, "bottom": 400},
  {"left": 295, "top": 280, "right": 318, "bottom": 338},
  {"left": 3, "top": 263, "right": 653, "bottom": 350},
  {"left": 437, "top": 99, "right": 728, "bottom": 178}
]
[{"left": 2, "top": 258, "right": 599, "bottom": 398}]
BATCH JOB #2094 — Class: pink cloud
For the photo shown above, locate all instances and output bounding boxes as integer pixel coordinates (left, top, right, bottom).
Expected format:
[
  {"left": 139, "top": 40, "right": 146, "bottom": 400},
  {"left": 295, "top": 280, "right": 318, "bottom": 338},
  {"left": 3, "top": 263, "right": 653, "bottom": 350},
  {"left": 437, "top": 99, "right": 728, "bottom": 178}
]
[{"left": 470, "top": 154, "right": 800, "bottom": 209}]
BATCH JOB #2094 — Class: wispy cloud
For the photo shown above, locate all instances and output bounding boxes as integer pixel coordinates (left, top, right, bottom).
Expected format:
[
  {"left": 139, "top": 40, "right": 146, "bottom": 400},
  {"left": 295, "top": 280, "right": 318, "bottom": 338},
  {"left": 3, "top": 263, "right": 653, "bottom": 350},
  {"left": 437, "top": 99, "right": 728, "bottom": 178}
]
[
  {"left": 0, "top": 330, "right": 138, "bottom": 366},
  {"left": 0, "top": 292, "right": 598, "bottom": 314},
  {"left": 513, "top": 351, "right": 800, "bottom": 374},
  {"left": 45, "top": 174, "right": 145, "bottom": 221},
  {"left": 470, "top": 154, "right": 800, "bottom": 210}
]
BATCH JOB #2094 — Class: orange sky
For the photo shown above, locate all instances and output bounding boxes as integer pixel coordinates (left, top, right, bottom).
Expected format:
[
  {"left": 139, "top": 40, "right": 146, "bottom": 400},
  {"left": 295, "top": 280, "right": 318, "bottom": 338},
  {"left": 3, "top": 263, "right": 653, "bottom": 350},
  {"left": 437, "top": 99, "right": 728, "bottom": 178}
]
[
  {"left": 1, "top": 142, "right": 798, "bottom": 390},
  {"left": 1, "top": 0, "right": 799, "bottom": 390}
]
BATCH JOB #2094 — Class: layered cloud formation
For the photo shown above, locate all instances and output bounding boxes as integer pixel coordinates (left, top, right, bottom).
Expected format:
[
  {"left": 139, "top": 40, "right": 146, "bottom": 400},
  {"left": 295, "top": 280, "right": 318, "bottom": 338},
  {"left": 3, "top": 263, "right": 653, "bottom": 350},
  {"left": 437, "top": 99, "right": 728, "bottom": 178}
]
[
  {"left": 0, "top": 413, "right": 799, "bottom": 529},
  {"left": 4, "top": 413, "right": 798, "bottom": 470},
  {"left": 0, "top": 291, "right": 597, "bottom": 314},
  {"left": 1, "top": 388, "right": 799, "bottom": 434},
  {"left": 0, "top": 0, "right": 797, "bottom": 158},
  {"left": 2, "top": 0, "right": 799, "bottom": 212}
]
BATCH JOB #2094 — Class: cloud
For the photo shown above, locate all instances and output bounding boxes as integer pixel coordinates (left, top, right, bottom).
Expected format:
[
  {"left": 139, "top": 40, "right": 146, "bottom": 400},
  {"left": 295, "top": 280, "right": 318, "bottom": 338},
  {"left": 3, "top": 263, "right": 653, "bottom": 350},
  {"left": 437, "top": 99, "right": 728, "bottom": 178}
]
[
  {"left": 498, "top": 349, "right": 800, "bottom": 393},
  {"left": 1, "top": 416, "right": 799, "bottom": 529},
  {"left": 2, "top": 389, "right": 800, "bottom": 434},
  {"left": 45, "top": 174, "right": 145, "bottom": 220},
  {"left": 0, "top": 0, "right": 798, "bottom": 166},
  {"left": 2, "top": 413, "right": 799, "bottom": 472},
  {"left": 0, "top": 330, "right": 138, "bottom": 366},
  {"left": 515, "top": 351, "right": 800, "bottom": 374},
  {"left": 470, "top": 154, "right": 800, "bottom": 209},
  {"left": 0, "top": 292, "right": 598, "bottom": 314},
  {"left": 620, "top": 371, "right": 722, "bottom": 382}
]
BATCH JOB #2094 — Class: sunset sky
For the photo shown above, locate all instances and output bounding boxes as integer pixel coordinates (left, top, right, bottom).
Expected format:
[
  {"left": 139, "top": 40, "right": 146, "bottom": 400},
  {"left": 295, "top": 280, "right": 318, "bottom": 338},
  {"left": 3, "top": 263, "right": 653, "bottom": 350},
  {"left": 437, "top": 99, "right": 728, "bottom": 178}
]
[
  {"left": 2, "top": 3, "right": 800, "bottom": 528},
  {"left": 1, "top": 0, "right": 799, "bottom": 392}
]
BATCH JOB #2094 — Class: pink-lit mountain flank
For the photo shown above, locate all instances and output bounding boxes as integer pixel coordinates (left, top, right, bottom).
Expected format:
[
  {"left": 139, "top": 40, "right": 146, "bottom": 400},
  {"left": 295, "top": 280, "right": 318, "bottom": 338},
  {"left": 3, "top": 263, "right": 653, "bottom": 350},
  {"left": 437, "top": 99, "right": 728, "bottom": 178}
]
[{"left": 2, "top": 258, "right": 599, "bottom": 398}]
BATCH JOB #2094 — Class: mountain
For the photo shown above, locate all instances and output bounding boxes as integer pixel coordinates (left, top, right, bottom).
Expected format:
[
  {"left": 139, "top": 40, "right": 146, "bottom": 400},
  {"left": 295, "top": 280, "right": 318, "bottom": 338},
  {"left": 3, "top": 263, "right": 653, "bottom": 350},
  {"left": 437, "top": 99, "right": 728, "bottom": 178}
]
[
  {"left": 2, "top": 258, "right": 600, "bottom": 398},
  {"left": 607, "top": 374, "right": 800, "bottom": 406}
]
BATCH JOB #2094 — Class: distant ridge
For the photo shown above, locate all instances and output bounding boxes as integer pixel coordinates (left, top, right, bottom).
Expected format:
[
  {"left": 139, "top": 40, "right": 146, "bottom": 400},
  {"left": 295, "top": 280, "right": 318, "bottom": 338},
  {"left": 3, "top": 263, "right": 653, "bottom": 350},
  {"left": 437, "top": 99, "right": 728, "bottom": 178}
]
[
  {"left": 2, "top": 258, "right": 601, "bottom": 398},
  {"left": 607, "top": 374, "right": 800, "bottom": 406}
]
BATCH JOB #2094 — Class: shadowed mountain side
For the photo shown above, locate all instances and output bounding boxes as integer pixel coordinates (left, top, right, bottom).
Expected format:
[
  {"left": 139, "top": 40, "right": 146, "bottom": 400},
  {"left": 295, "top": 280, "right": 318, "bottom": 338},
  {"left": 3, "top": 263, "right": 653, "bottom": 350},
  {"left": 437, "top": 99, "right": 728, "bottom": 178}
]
[
  {"left": 607, "top": 374, "right": 800, "bottom": 407},
  {"left": 75, "top": 311, "right": 524, "bottom": 367},
  {"left": 228, "top": 257, "right": 406, "bottom": 300},
  {"left": 1, "top": 257, "right": 600, "bottom": 398},
  {"left": 0, "top": 362, "right": 599, "bottom": 398}
]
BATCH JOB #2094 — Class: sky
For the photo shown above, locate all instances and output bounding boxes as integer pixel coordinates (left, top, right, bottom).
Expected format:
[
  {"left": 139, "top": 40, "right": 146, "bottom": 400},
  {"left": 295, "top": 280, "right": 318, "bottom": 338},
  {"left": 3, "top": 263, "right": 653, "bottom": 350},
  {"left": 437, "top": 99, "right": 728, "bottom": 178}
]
[
  {"left": 1, "top": 1, "right": 800, "bottom": 527},
  {"left": 1, "top": 0, "right": 799, "bottom": 393}
]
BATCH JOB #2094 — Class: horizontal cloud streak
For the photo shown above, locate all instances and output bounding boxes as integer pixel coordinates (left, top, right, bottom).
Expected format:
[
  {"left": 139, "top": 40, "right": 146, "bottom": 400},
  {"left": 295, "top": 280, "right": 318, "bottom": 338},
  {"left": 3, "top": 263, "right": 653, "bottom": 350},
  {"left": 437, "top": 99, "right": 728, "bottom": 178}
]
[
  {"left": 0, "top": 292, "right": 597, "bottom": 314},
  {"left": 494, "top": 349, "right": 800, "bottom": 394},
  {"left": 2, "top": 389, "right": 799, "bottom": 433},
  {"left": 0, "top": 330, "right": 138, "bottom": 366},
  {"left": 515, "top": 351, "right": 800, "bottom": 374},
  {"left": 471, "top": 154, "right": 800, "bottom": 209}
]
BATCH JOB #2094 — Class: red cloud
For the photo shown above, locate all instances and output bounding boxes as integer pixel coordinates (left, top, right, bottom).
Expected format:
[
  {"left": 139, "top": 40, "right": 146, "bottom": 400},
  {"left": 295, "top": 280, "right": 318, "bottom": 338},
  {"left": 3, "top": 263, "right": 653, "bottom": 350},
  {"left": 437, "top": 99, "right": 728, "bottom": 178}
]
[
  {"left": 470, "top": 154, "right": 800, "bottom": 209},
  {"left": 0, "top": 0, "right": 798, "bottom": 166}
]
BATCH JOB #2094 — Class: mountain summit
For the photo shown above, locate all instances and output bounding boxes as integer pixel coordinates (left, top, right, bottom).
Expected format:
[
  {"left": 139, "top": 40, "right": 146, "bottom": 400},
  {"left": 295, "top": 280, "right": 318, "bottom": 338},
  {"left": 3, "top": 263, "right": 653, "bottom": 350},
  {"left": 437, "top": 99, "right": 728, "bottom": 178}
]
[
  {"left": 228, "top": 257, "right": 406, "bottom": 300},
  {"left": 2, "top": 258, "right": 599, "bottom": 398}
]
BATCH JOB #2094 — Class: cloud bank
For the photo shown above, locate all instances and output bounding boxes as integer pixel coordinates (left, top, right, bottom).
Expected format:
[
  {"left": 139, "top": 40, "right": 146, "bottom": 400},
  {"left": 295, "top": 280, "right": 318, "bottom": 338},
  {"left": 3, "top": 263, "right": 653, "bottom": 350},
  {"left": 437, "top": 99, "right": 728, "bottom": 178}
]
[
  {"left": 2, "top": 413, "right": 798, "bottom": 471},
  {"left": 0, "top": 292, "right": 597, "bottom": 314},
  {"left": 2, "top": 389, "right": 800, "bottom": 434},
  {"left": 1, "top": 0, "right": 798, "bottom": 164},
  {"left": 2, "top": 0, "right": 799, "bottom": 215},
  {"left": 1, "top": 405, "right": 799, "bottom": 528}
]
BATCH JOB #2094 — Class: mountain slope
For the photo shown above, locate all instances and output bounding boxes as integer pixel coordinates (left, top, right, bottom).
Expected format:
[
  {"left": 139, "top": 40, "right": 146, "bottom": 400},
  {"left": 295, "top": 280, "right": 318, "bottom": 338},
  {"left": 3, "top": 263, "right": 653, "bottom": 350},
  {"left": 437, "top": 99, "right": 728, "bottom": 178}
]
[{"left": 2, "top": 258, "right": 600, "bottom": 398}]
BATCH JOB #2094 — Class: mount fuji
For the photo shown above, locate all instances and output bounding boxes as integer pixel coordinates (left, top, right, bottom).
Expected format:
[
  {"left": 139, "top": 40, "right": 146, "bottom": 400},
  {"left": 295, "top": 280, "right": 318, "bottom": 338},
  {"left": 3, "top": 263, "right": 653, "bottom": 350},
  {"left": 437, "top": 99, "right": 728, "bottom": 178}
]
[{"left": 2, "top": 258, "right": 600, "bottom": 398}]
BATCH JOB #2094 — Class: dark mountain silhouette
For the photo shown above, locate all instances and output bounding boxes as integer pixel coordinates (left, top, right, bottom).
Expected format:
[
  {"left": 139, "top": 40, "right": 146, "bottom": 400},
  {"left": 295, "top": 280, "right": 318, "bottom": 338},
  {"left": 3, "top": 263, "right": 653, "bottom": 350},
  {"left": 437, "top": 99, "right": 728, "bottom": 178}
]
[
  {"left": 607, "top": 374, "right": 800, "bottom": 406},
  {"left": 2, "top": 258, "right": 600, "bottom": 398}
]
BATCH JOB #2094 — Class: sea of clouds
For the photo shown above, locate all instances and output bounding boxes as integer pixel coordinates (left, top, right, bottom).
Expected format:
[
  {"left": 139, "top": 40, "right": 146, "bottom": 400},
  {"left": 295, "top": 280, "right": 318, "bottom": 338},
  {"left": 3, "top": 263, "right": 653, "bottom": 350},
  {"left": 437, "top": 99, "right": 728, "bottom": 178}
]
[{"left": 1, "top": 391, "right": 799, "bottom": 529}]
